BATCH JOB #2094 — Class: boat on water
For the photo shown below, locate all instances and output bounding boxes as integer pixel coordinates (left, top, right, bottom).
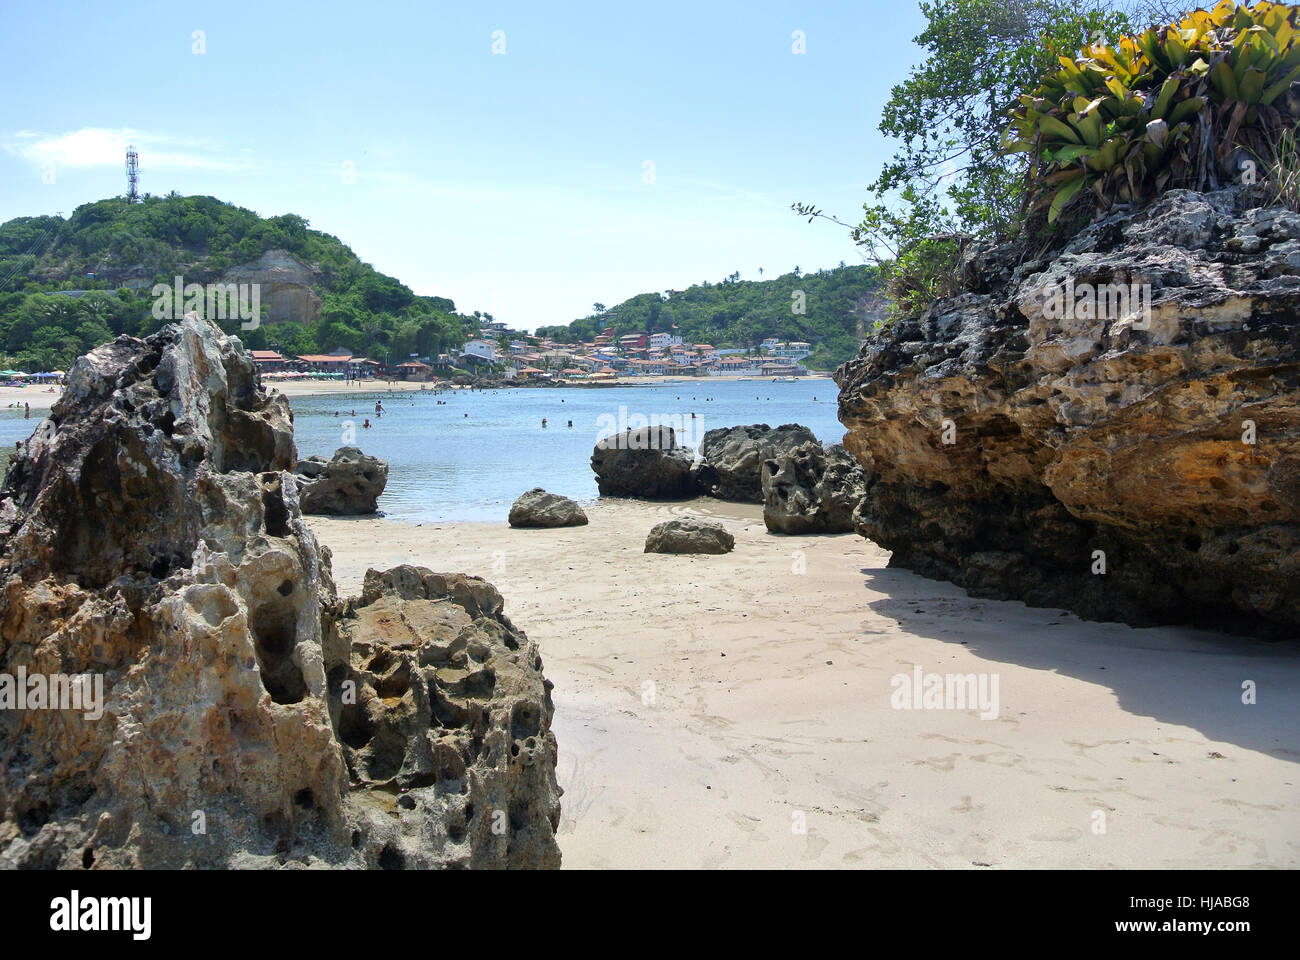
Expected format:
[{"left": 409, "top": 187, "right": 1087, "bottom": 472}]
[{"left": 771, "top": 376, "right": 799, "bottom": 382}]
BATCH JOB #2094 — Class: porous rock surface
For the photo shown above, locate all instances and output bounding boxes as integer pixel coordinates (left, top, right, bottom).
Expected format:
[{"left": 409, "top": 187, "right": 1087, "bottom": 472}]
[
  {"left": 591, "top": 425, "right": 695, "bottom": 499},
  {"left": 836, "top": 187, "right": 1300, "bottom": 636},
  {"left": 330, "top": 566, "right": 561, "bottom": 869},
  {"left": 295, "top": 446, "right": 388, "bottom": 515},
  {"left": 762, "top": 442, "right": 867, "bottom": 534},
  {"left": 0, "top": 314, "right": 561, "bottom": 868},
  {"left": 644, "top": 517, "right": 735, "bottom": 554},
  {"left": 694, "top": 423, "right": 818, "bottom": 502},
  {"left": 508, "top": 488, "right": 588, "bottom": 528}
]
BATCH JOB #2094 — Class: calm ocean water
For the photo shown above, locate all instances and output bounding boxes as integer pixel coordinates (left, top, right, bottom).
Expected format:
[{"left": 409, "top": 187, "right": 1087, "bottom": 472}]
[{"left": 0, "top": 378, "right": 846, "bottom": 523}]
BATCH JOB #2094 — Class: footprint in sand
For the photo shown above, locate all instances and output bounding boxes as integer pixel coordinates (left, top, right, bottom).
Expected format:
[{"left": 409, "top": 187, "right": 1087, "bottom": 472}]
[{"left": 801, "top": 832, "right": 829, "bottom": 861}]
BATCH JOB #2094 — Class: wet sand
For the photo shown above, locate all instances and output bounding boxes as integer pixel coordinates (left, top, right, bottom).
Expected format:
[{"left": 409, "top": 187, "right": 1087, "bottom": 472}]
[{"left": 308, "top": 498, "right": 1300, "bottom": 869}]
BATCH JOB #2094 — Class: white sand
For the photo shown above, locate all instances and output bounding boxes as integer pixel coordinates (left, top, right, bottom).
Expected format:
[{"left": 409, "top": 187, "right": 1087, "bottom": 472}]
[
  {"left": 308, "top": 498, "right": 1300, "bottom": 869},
  {"left": 0, "top": 385, "right": 62, "bottom": 412}
]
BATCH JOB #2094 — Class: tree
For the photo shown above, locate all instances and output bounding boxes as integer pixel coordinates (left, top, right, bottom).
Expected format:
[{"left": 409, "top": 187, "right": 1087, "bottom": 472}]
[{"left": 794, "top": 0, "right": 1129, "bottom": 317}]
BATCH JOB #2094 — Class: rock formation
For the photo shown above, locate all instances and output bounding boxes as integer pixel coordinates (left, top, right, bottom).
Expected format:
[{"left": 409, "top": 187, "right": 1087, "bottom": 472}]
[
  {"left": 836, "top": 187, "right": 1300, "bottom": 637},
  {"left": 220, "top": 248, "right": 322, "bottom": 326},
  {"left": 694, "top": 423, "right": 818, "bottom": 502},
  {"left": 644, "top": 517, "right": 735, "bottom": 554},
  {"left": 591, "top": 425, "right": 695, "bottom": 498},
  {"left": 0, "top": 313, "right": 561, "bottom": 867},
  {"left": 508, "top": 488, "right": 588, "bottom": 528},
  {"left": 329, "top": 566, "right": 562, "bottom": 869},
  {"left": 762, "top": 442, "right": 866, "bottom": 534},
  {"left": 295, "top": 446, "right": 388, "bottom": 515}
]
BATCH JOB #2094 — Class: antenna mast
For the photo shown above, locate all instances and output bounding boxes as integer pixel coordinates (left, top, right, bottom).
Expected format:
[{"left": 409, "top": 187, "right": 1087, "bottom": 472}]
[{"left": 125, "top": 145, "right": 140, "bottom": 203}]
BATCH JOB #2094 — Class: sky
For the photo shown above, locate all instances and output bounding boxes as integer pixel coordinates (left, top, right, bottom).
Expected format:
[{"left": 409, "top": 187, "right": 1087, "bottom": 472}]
[{"left": 0, "top": 0, "right": 928, "bottom": 331}]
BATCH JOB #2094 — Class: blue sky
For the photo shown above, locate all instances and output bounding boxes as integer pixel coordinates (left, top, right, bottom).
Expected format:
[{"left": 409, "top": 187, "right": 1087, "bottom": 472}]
[{"left": 0, "top": 0, "right": 928, "bottom": 330}]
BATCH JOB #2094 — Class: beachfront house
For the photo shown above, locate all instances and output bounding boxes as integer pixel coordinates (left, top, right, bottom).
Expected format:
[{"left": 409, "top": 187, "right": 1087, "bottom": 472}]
[
  {"left": 463, "top": 340, "right": 498, "bottom": 362},
  {"left": 770, "top": 341, "right": 812, "bottom": 361},
  {"left": 393, "top": 360, "right": 434, "bottom": 381},
  {"left": 250, "top": 350, "right": 287, "bottom": 372},
  {"left": 295, "top": 353, "right": 352, "bottom": 373}
]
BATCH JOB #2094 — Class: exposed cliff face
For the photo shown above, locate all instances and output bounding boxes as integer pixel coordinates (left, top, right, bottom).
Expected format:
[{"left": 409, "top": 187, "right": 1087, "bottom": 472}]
[
  {"left": 220, "top": 248, "right": 322, "bottom": 326},
  {"left": 0, "top": 314, "right": 560, "bottom": 867},
  {"left": 836, "top": 187, "right": 1300, "bottom": 637}
]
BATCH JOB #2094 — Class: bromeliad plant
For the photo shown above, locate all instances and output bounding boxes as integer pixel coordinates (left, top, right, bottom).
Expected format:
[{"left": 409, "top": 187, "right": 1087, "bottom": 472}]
[{"left": 1005, "top": 0, "right": 1300, "bottom": 223}]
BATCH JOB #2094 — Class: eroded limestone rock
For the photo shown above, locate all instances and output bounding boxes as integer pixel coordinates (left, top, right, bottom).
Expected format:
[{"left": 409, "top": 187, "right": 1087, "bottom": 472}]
[
  {"left": 591, "top": 425, "right": 695, "bottom": 499},
  {"left": 0, "top": 314, "right": 561, "bottom": 868},
  {"left": 295, "top": 446, "right": 388, "bottom": 515},
  {"left": 508, "top": 488, "right": 588, "bottom": 528},
  {"left": 762, "top": 442, "right": 866, "bottom": 534},
  {"left": 695, "top": 423, "right": 818, "bottom": 502},
  {"left": 644, "top": 517, "right": 735, "bottom": 554},
  {"left": 836, "top": 186, "right": 1300, "bottom": 636},
  {"left": 330, "top": 566, "right": 562, "bottom": 869}
]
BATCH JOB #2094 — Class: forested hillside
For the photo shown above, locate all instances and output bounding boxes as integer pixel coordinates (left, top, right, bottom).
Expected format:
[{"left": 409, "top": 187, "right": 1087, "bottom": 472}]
[
  {"left": 536, "top": 263, "right": 884, "bottom": 369},
  {"left": 0, "top": 194, "right": 473, "bottom": 370}
]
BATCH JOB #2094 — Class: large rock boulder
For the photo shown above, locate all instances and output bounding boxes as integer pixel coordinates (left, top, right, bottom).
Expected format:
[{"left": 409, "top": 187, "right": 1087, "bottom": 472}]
[
  {"left": 695, "top": 423, "right": 818, "bottom": 502},
  {"left": 762, "top": 442, "right": 866, "bottom": 534},
  {"left": 591, "top": 425, "right": 695, "bottom": 499},
  {"left": 508, "top": 488, "right": 588, "bottom": 527},
  {"left": 644, "top": 517, "right": 735, "bottom": 554},
  {"left": 0, "top": 314, "right": 561, "bottom": 868},
  {"left": 836, "top": 186, "right": 1300, "bottom": 637},
  {"left": 330, "top": 566, "right": 562, "bottom": 869},
  {"left": 295, "top": 446, "right": 387, "bottom": 515}
]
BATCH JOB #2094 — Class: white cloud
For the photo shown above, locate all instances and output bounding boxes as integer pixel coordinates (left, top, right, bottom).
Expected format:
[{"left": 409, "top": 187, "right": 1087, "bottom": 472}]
[{"left": 2, "top": 127, "right": 253, "bottom": 171}]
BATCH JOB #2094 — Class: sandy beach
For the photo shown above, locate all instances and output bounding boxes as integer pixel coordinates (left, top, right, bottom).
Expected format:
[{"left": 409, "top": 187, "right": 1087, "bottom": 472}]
[
  {"left": 0, "top": 385, "right": 62, "bottom": 412},
  {"left": 0, "top": 373, "right": 835, "bottom": 415},
  {"left": 308, "top": 498, "right": 1300, "bottom": 869}
]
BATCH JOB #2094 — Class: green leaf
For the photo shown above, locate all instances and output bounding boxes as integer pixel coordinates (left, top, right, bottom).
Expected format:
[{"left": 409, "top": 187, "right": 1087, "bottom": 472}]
[{"left": 1048, "top": 173, "right": 1086, "bottom": 223}]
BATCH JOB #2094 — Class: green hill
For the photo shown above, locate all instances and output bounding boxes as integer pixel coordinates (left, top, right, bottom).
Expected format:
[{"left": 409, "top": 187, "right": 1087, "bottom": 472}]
[
  {"left": 0, "top": 194, "right": 474, "bottom": 371},
  {"left": 535, "top": 264, "right": 886, "bottom": 370}
]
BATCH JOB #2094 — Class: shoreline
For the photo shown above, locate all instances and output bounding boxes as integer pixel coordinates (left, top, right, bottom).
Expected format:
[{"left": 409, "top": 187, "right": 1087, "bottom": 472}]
[
  {"left": 307, "top": 499, "right": 1300, "bottom": 869},
  {"left": 0, "top": 372, "right": 835, "bottom": 413}
]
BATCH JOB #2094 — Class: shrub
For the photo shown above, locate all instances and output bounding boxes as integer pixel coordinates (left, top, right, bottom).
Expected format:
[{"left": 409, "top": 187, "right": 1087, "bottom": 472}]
[{"left": 1005, "top": 0, "right": 1300, "bottom": 224}]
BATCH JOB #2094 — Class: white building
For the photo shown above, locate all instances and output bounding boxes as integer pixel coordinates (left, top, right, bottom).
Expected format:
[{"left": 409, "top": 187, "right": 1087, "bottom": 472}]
[
  {"left": 771, "top": 341, "right": 811, "bottom": 360},
  {"left": 462, "top": 340, "right": 498, "bottom": 362}
]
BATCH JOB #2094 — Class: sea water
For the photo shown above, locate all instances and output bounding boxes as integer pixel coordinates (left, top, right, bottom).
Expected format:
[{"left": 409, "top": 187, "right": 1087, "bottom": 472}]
[{"left": 0, "top": 378, "right": 846, "bottom": 524}]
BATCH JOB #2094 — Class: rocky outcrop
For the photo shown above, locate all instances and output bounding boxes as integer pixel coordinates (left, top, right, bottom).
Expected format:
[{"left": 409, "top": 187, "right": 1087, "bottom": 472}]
[
  {"left": 329, "top": 566, "right": 562, "bottom": 869},
  {"left": 508, "top": 488, "right": 588, "bottom": 528},
  {"left": 295, "top": 446, "right": 388, "bottom": 515},
  {"left": 220, "top": 248, "right": 322, "bottom": 326},
  {"left": 591, "top": 425, "right": 695, "bottom": 499},
  {"left": 762, "top": 442, "right": 866, "bottom": 534},
  {"left": 836, "top": 186, "right": 1300, "bottom": 637},
  {"left": 694, "top": 423, "right": 818, "bottom": 502},
  {"left": 644, "top": 517, "right": 735, "bottom": 554},
  {"left": 0, "top": 313, "right": 561, "bottom": 867}
]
